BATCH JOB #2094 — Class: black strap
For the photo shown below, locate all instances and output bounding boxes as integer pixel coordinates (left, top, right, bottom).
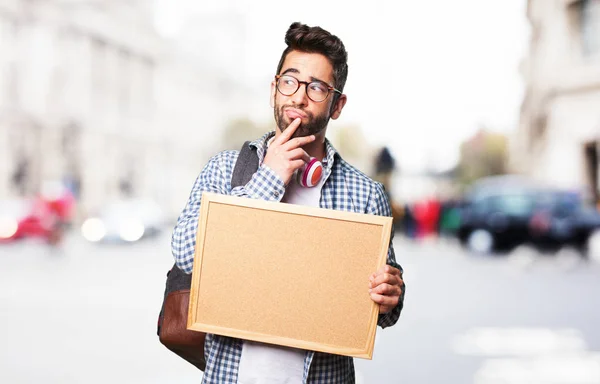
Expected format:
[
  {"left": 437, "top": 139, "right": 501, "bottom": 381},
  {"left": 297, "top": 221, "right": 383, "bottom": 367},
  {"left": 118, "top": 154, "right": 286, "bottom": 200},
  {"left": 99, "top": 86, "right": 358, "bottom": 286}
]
[{"left": 231, "top": 141, "right": 259, "bottom": 188}]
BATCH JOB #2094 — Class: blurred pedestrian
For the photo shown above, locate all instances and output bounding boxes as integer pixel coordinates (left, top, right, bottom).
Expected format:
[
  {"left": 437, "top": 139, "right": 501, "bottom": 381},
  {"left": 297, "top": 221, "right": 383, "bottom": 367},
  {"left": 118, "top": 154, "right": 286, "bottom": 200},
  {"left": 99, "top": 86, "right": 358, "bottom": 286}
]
[
  {"left": 413, "top": 197, "right": 441, "bottom": 239},
  {"left": 171, "top": 22, "right": 405, "bottom": 383},
  {"left": 438, "top": 200, "right": 461, "bottom": 237},
  {"left": 374, "top": 146, "right": 396, "bottom": 196},
  {"left": 402, "top": 203, "right": 417, "bottom": 239}
]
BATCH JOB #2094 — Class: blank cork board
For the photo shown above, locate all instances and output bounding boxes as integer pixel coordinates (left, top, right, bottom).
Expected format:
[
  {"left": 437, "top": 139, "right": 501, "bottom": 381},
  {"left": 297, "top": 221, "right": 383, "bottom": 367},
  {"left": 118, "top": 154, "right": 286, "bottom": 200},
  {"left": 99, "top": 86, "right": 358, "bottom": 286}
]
[{"left": 187, "top": 192, "right": 393, "bottom": 359}]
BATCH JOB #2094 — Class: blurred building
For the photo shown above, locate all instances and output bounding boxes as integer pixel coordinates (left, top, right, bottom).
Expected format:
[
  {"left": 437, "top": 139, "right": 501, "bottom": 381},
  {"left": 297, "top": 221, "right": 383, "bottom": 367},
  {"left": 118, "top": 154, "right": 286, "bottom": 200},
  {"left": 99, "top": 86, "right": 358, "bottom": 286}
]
[
  {"left": 0, "top": 0, "right": 251, "bottom": 219},
  {"left": 0, "top": 0, "right": 161, "bottom": 216},
  {"left": 513, "top": 0, "right": 600, "bottom": 202}
]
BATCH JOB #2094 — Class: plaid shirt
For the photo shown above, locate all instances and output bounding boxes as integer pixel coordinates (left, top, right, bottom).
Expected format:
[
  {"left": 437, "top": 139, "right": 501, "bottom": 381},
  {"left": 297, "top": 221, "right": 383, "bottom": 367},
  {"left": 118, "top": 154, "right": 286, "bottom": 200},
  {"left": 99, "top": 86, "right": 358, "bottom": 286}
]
[{"left": 171, "top": 132, "right": 404, "bottom": 384}]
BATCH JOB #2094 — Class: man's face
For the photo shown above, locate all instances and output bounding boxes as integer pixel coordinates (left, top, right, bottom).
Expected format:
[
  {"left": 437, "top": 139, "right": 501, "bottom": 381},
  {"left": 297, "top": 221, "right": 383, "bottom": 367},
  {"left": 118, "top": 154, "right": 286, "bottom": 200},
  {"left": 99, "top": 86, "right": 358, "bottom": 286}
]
[{"left": 271, "top": 50, "right": 339, "bottom": 139}]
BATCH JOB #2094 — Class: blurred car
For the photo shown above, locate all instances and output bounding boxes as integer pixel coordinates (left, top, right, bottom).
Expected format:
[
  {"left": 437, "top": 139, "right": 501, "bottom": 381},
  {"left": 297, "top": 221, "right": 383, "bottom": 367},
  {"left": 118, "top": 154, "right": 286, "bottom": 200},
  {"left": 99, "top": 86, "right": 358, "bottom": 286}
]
[
  {"left": 529, "top": 190, "right": 600, "bottom": 253},
  {"left": 457, "top": 175, "right": 600, "bottom": 256},
  {"left": 457, "top": 182, "right": 537, "bottom": 253},
  {"left": 81, "top": 199, "right": 165, "bottom": 243},
  {"left": 0, "top": 198, "right": 62, "bottom": 243}
]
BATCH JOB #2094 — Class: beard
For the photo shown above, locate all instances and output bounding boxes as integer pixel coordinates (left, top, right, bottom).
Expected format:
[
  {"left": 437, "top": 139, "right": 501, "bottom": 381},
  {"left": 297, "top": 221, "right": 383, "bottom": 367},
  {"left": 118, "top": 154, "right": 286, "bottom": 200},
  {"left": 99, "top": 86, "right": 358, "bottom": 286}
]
[{"left": 274, "top": 102, "right": 330, "bottom": 139}]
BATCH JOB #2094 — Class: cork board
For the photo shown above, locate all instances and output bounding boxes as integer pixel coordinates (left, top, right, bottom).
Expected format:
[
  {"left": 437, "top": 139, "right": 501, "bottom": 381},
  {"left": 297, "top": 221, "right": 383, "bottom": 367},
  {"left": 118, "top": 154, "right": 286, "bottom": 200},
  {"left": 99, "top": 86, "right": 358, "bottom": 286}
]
[{"left": 187, "top": 192, "right": 393, "bottom": 359}]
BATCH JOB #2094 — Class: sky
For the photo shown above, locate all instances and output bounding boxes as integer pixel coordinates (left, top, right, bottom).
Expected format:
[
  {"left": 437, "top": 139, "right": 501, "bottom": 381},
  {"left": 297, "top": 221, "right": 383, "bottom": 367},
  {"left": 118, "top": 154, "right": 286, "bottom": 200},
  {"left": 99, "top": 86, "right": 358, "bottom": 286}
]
[{"left": 154, "top": 0, "right": 530, "bottom": 173}]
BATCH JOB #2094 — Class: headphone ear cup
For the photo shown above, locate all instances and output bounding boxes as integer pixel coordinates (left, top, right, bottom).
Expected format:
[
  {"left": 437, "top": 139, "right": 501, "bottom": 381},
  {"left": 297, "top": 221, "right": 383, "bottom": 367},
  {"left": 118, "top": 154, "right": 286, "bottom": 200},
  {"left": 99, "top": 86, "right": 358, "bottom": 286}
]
[{"left": 298, "top": 158, "right": 323, "bottom": 187}]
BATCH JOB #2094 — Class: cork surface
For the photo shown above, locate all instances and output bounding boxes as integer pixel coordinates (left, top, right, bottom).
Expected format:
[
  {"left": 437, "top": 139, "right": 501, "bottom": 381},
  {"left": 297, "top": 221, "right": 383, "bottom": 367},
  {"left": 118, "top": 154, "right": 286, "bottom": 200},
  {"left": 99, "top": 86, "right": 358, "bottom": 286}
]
[{"left": 187, "top": 192, "right": 392, "bottom": 359}]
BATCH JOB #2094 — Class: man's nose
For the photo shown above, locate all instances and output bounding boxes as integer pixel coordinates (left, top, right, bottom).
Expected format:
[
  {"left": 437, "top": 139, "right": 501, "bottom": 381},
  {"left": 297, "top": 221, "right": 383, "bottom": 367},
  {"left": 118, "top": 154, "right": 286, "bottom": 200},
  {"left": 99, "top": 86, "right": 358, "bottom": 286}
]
[{"left": 290, "top": 84, "right": 309, "bottom": 106}]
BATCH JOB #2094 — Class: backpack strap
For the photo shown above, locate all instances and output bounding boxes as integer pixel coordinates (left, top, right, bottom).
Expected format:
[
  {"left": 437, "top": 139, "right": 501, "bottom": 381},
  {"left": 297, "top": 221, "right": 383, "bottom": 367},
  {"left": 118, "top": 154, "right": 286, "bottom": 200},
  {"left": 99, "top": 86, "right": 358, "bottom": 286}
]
[{"left": 231, "top": 141, "right": 259, "bottom": 188}]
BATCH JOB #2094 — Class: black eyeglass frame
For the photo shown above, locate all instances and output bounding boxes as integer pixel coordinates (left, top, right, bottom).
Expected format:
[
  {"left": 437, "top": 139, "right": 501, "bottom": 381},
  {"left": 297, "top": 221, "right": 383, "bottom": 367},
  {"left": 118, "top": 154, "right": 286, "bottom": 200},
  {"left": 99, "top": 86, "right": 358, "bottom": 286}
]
[{"left": 275, "top": 74, "right": 342, "bottom": 103}]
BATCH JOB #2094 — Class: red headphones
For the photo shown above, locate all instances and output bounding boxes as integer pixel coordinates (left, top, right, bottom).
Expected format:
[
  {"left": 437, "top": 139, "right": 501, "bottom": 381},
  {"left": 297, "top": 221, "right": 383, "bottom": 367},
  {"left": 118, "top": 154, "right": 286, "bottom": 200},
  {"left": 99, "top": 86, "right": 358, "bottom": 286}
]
[{"left": 297, "top": 158, "right": 323, "bottom": 188}]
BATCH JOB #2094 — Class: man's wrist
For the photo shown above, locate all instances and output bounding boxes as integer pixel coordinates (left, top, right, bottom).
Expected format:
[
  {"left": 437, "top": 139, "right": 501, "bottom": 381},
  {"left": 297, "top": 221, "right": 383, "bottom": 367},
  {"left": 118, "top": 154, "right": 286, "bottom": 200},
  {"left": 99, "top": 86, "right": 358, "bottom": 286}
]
[{"left": 245, "top": 164, "right": 286, "bottom": 201}]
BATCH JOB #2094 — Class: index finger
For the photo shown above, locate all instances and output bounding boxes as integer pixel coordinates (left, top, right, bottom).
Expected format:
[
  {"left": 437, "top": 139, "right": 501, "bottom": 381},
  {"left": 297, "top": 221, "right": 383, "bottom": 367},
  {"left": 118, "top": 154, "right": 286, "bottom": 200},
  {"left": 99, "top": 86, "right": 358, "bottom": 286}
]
[
  {"left": 376, "top": 264, "right": 401, "bottom": 277},
  {"left": 273, "top": 118, "right": 301, "bottom": 145}
]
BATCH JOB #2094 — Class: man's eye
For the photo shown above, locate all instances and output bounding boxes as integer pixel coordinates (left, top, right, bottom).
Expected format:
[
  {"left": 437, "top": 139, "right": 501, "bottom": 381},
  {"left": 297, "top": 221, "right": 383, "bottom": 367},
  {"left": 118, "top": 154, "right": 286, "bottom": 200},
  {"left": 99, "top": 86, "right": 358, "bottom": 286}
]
[{"left": 309, "top": 83, "right": 327, "bottom": 93}]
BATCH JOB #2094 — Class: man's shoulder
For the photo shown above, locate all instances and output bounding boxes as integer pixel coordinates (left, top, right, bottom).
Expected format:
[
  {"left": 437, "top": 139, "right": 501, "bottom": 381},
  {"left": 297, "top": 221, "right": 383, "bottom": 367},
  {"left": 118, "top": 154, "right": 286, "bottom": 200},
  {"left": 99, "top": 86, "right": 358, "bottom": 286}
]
[
  {"left": 333, "top": 157, "right": 390, "bottom": 213},
  {"left": 338, "top": 157, "right": 386, "bottom": 206},
  {"left": 211, "top": 133, "right": 270, "bottom": 166},
  {"left": 336, "top": 157, "right": 381, "bottom": 189},
  {"left": 208, "top": 149, "right": 240, "bottom": 165},
  {"left": 199, "top": 150, "right": 241, "bottom": 179}
]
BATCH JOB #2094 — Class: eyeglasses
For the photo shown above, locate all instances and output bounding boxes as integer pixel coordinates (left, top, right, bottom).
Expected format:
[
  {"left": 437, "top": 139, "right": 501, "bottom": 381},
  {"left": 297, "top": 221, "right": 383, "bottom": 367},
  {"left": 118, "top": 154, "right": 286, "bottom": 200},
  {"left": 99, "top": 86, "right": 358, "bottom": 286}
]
[{"left": 275, "top": 74, "right": 342, "bottom": 103}]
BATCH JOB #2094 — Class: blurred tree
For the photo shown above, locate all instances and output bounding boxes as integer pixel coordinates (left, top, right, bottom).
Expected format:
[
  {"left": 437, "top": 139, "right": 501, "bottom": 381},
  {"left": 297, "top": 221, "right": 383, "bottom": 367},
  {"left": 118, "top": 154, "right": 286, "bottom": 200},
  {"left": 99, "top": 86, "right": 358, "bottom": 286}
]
[
  {"left": 220, "top": 118, "right": 270, "bottom": 151},
  {"left": 329, "top": 124, "right": 375, "bottom": 174},
  {"left": 458, "top": 127, "right": 508, "bottom": 185},
  {"left": 333, "top": 124, "right": 367, "bottom": 160}
]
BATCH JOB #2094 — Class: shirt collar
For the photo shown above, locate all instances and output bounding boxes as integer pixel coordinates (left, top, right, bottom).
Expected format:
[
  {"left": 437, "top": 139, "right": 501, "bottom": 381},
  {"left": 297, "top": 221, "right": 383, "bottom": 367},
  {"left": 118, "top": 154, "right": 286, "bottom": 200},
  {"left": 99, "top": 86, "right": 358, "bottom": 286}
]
[{"left": 249, "top": 131, "right": 339, "bottom": 172}]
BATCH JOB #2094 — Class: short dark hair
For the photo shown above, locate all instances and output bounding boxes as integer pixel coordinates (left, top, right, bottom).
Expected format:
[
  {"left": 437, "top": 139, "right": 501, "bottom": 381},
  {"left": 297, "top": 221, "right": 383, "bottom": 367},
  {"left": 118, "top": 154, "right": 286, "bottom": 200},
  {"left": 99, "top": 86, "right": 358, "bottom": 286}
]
[{"left": 276, "top": 22, "right": 349, "bottom": 93}]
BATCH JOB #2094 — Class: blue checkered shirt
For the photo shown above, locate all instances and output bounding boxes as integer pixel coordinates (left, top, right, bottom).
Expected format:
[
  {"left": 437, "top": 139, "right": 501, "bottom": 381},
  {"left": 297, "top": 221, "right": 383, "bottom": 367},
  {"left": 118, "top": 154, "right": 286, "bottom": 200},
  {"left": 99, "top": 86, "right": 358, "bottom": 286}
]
[{"left": 171, "top": 132, "right": 404, "bottom": 384}]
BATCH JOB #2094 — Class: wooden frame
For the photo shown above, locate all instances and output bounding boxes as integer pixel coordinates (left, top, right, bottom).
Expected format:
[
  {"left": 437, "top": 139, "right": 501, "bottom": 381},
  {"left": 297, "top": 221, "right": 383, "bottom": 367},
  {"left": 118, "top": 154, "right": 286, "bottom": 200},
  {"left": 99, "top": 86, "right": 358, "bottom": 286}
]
[{"left": 187, "top": 192, "right": 393, "bottom": 359}]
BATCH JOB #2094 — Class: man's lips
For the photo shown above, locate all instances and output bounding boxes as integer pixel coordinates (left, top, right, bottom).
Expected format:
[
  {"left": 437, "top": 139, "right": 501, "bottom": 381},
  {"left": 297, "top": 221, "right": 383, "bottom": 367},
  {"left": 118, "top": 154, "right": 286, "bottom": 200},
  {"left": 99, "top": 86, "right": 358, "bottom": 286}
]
[{"left": 284, "top": 109, "right": 307, "bottom": 120}]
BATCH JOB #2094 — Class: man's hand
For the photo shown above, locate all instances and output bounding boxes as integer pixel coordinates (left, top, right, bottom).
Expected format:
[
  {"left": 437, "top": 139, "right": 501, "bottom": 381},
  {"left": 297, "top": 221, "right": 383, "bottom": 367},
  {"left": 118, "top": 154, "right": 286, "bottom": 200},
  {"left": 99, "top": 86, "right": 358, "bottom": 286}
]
[
  {"left": 369, "top": 265, "right": 403, "bottom": 314},
  {"left": 263, "top": 118, "right": 316, "bottom": 185}
]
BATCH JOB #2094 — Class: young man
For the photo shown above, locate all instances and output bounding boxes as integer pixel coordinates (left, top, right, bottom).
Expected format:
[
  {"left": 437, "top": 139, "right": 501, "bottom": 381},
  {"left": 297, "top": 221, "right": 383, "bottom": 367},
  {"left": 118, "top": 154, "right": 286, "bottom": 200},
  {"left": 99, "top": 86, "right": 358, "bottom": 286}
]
[{"left": 172, "top": 22, "right": 405, "bottom": 384}]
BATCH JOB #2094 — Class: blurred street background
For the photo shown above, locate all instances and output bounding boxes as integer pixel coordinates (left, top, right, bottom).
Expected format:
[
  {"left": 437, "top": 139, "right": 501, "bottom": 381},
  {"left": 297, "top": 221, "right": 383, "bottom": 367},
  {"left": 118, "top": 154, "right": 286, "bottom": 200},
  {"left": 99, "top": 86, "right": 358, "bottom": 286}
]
[
  {"left": 2, "top": 0, "right": 600, "bottom": 383},
  {"left": 1, "top": 234, "right": 600, "bottom": 383}
]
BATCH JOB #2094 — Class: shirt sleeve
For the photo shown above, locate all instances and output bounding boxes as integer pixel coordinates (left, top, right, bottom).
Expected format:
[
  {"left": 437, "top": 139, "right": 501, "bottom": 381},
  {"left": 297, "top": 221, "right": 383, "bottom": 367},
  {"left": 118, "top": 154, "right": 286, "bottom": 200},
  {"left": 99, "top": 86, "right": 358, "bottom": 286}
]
[
  {"left": 171, "top": 151, "right": 286, "bottom": 274},
  {"left": 367, "top": 182, "right": 405, "bottom": 329}
]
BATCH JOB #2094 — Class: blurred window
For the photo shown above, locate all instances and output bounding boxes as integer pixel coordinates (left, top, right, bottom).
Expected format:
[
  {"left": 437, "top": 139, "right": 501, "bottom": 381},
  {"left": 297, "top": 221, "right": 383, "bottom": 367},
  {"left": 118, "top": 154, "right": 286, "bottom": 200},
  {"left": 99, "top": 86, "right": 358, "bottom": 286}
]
[
  {"left": 579, "top": 0, "right": 600, "bottom": 57},
  {"left": 91, "top": 38, "right": 108, "bottom": 113},
  {"left": 0, "top": 18, "right": 19, "bottom": 107},
  {"left": 0, "top": 17, "right": 8, "bottom": 105},
  {"left": 141, "top": 57, "right": 155, "bottom": 115},
  {"left": 494, "top": 195, "right": 535, "bottom": 216},
  {"left": 552, "top": 193, "right": 582, "bottom": 216},
  {"left": 118, "top": 49, "right": 131, "bottom": 118},
  {"left": 472, "top": 198, "right": 492, "bottom": 216},
  {"left": 536, "top": 191, "right": 582, "bottom": 217}
]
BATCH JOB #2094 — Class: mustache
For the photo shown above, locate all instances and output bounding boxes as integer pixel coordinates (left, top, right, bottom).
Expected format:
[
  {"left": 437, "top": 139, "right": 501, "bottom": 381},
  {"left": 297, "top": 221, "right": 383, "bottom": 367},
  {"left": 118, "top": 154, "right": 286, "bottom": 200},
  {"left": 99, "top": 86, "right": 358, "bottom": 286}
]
[{"left": 280, "top": 105, "right": 313, "bottom": 119}]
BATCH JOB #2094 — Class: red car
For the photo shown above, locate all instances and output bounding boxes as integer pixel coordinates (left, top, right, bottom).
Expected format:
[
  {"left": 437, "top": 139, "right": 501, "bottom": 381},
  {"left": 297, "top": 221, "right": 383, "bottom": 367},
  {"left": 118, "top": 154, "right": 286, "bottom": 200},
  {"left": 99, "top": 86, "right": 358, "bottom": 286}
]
[{"left": 0, "top": 189, "right": 75, "bottom": 244}]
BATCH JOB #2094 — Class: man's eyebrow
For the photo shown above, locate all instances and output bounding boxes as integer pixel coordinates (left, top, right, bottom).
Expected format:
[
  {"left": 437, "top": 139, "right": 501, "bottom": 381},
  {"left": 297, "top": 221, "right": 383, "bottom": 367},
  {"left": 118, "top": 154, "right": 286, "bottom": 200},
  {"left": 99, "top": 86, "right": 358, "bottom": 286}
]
[
  {"left": 310, "top": 76, "right": 330, "bottom": 85},
  {"left": 281, "top": 68, "right": 327, "bottom": 84},
  {"left": 281, "top": 68, "right": 330, "bottom": 85},
  {"left": 281, "top": 68, "right": 300, "bottom": 75}
]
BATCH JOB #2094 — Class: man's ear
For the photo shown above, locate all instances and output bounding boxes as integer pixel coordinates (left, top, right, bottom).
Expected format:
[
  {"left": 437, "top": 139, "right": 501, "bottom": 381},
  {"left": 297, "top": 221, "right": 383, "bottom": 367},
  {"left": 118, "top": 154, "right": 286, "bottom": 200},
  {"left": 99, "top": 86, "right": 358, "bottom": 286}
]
[
  {"left": 330, "top": 94, "right": 347, "bottom": 120},
  {"left": 269, "top": 81, "right": 276, "bottom": 108}
]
